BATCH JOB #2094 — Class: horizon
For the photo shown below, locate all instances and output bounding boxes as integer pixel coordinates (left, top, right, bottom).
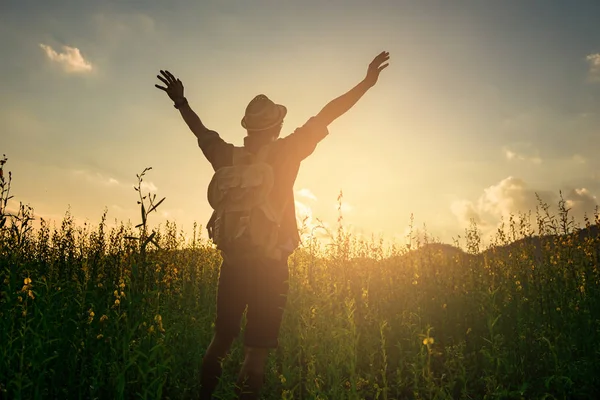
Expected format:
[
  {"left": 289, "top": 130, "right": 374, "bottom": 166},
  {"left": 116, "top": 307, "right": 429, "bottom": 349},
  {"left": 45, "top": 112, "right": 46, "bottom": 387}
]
[{"left": 2, "top": 0, "right": 600, "bottom": 246}]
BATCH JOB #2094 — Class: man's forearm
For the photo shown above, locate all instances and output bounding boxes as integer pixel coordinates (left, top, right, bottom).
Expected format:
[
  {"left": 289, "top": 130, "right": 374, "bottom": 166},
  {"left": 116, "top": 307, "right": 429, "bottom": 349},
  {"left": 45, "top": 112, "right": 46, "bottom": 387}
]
[
  {"left": 177, "top": 101, "right": 209, "bottom": 138},
  {"left": 316, "top": 79, "right": 372, "bottom": 126}
]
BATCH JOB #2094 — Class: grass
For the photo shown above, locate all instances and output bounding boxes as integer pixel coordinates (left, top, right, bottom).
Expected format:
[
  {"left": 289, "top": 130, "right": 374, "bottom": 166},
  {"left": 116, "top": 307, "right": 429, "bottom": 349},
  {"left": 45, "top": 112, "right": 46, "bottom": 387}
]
[{"left": 1, "top": 155, "right": 600, "bottom": 399}]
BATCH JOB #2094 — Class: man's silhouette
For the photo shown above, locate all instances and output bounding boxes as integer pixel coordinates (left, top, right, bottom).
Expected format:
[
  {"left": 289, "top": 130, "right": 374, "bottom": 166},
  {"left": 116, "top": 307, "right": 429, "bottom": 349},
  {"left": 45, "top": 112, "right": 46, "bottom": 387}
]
[{"left": 155, "top": 51, "right": 390, "bottom": 400}]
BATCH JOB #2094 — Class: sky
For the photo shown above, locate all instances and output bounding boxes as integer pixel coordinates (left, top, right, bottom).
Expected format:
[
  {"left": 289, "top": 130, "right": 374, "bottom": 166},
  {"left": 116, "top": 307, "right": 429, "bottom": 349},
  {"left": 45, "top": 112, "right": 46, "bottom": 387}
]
[{"left": 1, "top": 0, "right": 599, "bottom": 247}]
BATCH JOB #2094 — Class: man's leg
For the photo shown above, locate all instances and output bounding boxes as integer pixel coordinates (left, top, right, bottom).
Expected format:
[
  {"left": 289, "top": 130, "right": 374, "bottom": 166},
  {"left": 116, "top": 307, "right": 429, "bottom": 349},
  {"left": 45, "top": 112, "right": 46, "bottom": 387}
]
[
  {"left": 201, "top": 254, "right": 248, "bottom": 399},
  {"left": 235, "top": 346, "right": 270, "bottom": 400},
  {"left": 199, "top": 333, "right": 235, "bottom": 400},
  {"left": 236, "top": 256, "right": 290, "bottom": 399}
]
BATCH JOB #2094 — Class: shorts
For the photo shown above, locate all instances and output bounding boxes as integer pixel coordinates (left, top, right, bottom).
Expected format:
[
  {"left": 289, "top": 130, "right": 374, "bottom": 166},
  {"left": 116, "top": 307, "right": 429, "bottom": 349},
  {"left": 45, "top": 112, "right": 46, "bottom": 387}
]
[{"left": 214, "top": 253, "right": 289, "bottom": 348}]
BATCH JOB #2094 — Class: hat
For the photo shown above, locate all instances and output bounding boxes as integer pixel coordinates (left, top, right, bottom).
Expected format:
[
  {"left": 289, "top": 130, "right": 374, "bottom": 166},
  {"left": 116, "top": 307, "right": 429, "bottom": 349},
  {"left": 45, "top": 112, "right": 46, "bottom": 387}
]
[{"left": 241, "top": 94, "right": 287, "bottom": 131}]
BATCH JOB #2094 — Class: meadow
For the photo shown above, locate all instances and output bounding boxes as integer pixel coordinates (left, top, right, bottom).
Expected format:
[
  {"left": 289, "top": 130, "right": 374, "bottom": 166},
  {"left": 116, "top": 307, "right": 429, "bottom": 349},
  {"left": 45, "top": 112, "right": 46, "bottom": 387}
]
[{"left": 1, "top": 156, "right": 600, "bottom": 400}]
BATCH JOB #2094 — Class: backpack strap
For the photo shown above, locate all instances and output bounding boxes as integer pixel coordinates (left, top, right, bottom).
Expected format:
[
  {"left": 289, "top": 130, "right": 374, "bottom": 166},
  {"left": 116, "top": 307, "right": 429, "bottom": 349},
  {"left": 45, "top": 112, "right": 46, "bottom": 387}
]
[{"left": 232, "top": 147, "right": 249, "bottom": 166}]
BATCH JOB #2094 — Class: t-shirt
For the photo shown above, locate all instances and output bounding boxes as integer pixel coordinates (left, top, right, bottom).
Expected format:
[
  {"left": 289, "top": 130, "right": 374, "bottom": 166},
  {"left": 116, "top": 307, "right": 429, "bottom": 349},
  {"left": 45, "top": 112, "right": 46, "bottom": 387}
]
[{"left": 197, "top": 117, "right": 329, "bottom": 251}]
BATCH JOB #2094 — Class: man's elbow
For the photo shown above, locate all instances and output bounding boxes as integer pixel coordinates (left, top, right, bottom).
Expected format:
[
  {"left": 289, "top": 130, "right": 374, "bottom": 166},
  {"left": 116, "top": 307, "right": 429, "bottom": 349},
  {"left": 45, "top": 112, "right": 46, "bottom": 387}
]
[{"left": 313, "top": 112, "right": 335, "bottom": 127}]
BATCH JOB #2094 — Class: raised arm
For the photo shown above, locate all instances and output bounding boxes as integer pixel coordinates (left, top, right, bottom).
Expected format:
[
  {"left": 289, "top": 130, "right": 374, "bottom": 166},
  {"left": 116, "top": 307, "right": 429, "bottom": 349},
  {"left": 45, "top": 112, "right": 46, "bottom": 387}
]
[
  {"left": 155, "top": 70, "right": 210, "bottom": 138},
  {"left": 155, "top": 70, "right": 233, "bottom": 170},
  {"left": 313, "top": 51, "right": 390, "bottom": 127}
]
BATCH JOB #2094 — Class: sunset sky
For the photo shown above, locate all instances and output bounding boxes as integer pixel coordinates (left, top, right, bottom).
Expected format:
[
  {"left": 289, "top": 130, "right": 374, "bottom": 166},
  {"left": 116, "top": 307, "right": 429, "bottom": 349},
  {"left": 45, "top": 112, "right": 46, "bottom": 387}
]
[{"left": 1, "top": 0, "right": 599, "bottom": 246}]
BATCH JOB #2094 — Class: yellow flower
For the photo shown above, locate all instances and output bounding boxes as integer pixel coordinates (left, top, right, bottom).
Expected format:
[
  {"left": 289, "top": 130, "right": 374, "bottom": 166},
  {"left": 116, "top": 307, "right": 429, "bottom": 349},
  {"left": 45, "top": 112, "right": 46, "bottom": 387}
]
[
  {"left": 114, "top": 290, "right": 119, "bottom": 298},
  {"left": 148, "top": 325, "right": 155, "bottom": 334},
  {"left": 422, "top": 337, "right": 434, "bottom": 345},
  {"left": 24, "top": 277, "right": 32, "bottom": 285},
  {"left": 22, "top": 310, "right": 27, "bottom": 317},
  {"left": 28, "top": 290, "right": 35, "bottom": 300},
  {"left": 89, "top": 311, "right": 95, "bottom": 318},
  {"left": 97, "top": 334, "right": 104, "bottom": 339},
  {"left": 114, "top": 299, "right": 120, "bottom": 306},
  {"left": 100, "top": 315, "right": 108, "bottom": 322},
  {"left": 279, "top": 374, "right": 286, "bottom": 384}
]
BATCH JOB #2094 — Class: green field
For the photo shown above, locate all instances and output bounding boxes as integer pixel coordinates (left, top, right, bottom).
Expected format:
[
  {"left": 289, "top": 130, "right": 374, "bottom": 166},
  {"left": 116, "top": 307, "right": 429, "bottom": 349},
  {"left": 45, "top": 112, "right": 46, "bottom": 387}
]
[{"left": 1, "top": 160, "right": 600, "bottom": 399}]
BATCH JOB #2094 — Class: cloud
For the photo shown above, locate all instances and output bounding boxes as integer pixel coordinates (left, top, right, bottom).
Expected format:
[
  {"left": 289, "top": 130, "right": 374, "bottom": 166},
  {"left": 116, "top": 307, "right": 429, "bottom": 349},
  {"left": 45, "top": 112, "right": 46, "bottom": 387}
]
[
  {"left": 296, "top": 188, "right": 317, "bottom": 201},
  {"left": 450, "top": 200, "right": 483, "bottom": 226},
  {"left": 586, "top": 53, "right": 600, "bottom": 82},
  {"left": 563, "top": 188, "right": 598, "bottom": 222},
  {"left": 39, "top": 44, "right": 93, "bottom": 73},
  {"left": 140, "top": 181, "right": 158, "bottom": 193},
  {"left": 335, "top": 201, "right": 353, "bottom": 214},
  {"left": 451, "top": 177, "right": 598, "bottom": 236},
  {"left": 72, "top": 169, "right": 120, "bottom": 186},
  {"left": 502, "top": 146, "right": 542, "bottom": 164}
]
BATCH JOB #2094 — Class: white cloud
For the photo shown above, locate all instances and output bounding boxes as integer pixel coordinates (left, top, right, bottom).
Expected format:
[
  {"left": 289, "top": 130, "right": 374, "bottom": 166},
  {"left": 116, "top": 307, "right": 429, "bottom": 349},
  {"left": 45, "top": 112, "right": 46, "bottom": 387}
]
[
  {"left": 586, "top": 53, "right": 600, "bottom": 82},
  {"left": 451, "top": 177, "right": 598, "bottom": 237},
  {"left": 72, "top": 169, "right": 120, "bottom": 186},
  {"left": 296, "top": 188, "right": 317, "bottom": 201},
  {"left": 140, "top": 181, "right": 158, "bottom": 193},
  {"left": 563, "top": 188, "right": 598, "bottom": 222},
  {"left": 39, "top": 44, "right": 93, "bottom": 73},
  {"left": 334, "top": 201, "right": 353, "bottom": 214},
  {"left": 502, "top": 146, "right": 542, "bottom": 164}
]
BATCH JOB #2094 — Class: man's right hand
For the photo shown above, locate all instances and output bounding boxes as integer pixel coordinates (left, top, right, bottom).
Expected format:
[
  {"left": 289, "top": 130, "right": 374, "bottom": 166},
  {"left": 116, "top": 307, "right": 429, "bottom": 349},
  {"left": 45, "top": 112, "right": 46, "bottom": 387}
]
[
  {"left": 155, "top": 70, "right": 185, "bottom": 103},
  {"left": 364, "top": 51, "right": 390, "bottom": 88}
]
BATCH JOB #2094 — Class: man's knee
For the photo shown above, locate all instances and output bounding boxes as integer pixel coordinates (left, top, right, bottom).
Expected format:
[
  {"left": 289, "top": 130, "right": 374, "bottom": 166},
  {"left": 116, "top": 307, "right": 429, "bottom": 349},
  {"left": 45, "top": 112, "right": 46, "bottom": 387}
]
[
  {"left": 241, "top": 347, "right": 269, "bottom": 375},
  {"left": 205, "top": 332, "right": 235, "bottom": 361}
]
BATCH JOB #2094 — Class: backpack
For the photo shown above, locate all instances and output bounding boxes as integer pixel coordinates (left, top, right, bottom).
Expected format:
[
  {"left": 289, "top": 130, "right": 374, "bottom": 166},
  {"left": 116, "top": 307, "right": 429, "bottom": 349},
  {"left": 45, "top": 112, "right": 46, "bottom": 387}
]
[{"left": 206, "top": 144, "right": 285, "bottom": 259}]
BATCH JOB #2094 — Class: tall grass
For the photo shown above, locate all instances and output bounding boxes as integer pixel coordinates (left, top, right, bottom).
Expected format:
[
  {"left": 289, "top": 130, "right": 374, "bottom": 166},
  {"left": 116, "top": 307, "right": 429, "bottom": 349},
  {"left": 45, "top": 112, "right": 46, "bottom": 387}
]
[{"left": 1, "top": 155, "right": 599, "bottom": 399}]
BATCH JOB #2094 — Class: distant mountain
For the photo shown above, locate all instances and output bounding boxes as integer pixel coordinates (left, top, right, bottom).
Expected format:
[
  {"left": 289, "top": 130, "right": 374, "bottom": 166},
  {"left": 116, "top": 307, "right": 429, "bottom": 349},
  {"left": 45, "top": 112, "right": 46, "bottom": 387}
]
[
  {"left": 388, "top": 224, "right": 600, "bottom": 262},
  {"left": 482, "top": 224, "right": 599, "bottom": 260}
]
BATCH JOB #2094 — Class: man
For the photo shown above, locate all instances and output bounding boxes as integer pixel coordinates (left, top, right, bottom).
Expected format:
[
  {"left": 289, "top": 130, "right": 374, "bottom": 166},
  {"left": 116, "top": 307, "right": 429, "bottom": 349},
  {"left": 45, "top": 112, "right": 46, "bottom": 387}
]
[{"left": 155, "top": 50, "right": 390, "bottom": 399}]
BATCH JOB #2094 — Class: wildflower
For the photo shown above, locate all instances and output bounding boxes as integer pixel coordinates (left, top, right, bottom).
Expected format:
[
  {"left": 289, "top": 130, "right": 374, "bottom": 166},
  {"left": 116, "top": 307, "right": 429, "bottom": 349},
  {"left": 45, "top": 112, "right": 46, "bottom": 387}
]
[
  {"left": 280, "top": 374, "right": 286, "bottom": 384},
  {"left": 148, "top": 325, "right": 155, "bottom": 334},
  {"left": 22, "top": 310, "right": 27, "bottom": 317},
  {"left": 114, "top": 290, "right": 119, "bottom": 298},
  {"left": 155, "top": 314, "right": 165, "bottom": 333},
  {"left": 100, "top": 315, "right": 108, "bottom": 322},
  {"left": 97, "top": 334, "right": 104, "bottom": 340},
  {"left": 422, "top": 337, "right": 434, "bottom": 345},
  {"left": 27, "top": 290, "right": 35, "bottom": 300},
  {"left": 97, "top": 283, "right": 103, "bottom": 288},
  {"left": 24, "top": 277, "right": 32, "bottom": 285},
  {"left": 114, "top": 299, "right": 120, "bottom": 306},
  {"left": 120, "top": 291, "right": 125, "bottom": 298},
  {"left": 119, "top": 281, "right": 125, "bottom": 289}
]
